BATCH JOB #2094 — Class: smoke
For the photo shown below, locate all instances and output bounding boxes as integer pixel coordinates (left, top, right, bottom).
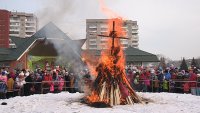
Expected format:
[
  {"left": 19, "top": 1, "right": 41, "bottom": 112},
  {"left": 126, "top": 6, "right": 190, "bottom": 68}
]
[
  {"left": 35, "top": 0, "right": 109, "bottom": 91},
  {"left": 36, "top": 0, "right": 104, "bottom": 39}
]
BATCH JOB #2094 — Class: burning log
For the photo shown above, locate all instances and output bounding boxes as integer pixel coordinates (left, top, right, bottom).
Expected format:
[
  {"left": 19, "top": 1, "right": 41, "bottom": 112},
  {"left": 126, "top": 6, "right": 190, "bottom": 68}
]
[{"left": 85, "top": 48, "right": 142, "bottom": 107}]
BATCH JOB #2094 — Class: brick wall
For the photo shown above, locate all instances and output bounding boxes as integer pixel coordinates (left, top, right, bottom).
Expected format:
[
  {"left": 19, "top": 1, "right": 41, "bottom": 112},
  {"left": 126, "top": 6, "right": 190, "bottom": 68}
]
[
  {"left": 10, "top": 53, "right": 28, "bottom": 70},
  {"left": 0, "top": 9, "right": 10, "bottom": 48}
]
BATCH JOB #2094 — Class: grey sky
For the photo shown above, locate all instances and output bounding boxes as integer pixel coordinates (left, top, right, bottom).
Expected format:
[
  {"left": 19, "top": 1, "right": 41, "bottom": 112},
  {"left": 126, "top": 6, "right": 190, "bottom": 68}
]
[{"left": 0, "top": 0, "right": 200, "bottom": 60}]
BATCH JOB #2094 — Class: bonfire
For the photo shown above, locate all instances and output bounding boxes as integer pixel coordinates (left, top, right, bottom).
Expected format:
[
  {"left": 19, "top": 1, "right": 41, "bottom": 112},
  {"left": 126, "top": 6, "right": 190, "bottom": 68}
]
[{"left": 84, "top": 18, "right": 142, "bottom": 107}]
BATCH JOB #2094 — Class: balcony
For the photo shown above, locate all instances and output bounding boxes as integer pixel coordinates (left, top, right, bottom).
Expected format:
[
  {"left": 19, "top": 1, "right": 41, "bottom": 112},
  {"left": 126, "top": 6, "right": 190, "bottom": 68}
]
[
  {"left": 25, "top": 25, "right": 36, "bottom": 28},
  {"left": 9, "top": 34, "right": 19, "bottom": 36},
  {"left": 25, "top": 34, "right": 32, "bottom": 37},
  {"left": 132, "top": 30, "right": 138, "bottom": 34},
  {"left": 10, "top": 29, "right": 20, "bottom": 32},
  {"left": 132, "top": 43, "right": 139, "bottom": 46},
  {"left": 132, "top": 25, "right": 138, "bottom": 30},
  {"left": 25, "top": 20, "right": 36, "bottom": 24},
  {"left": 89, "top": 31, "right": 97, "bottom": 33},
  {"left": 10, "top": 19, "right": 20, "bottom": 22},
  {"left": 89, "top": 43, "right": 97, "bottom": 45},
  {"left": 25, "top": 29, "right": 36, "bottom": 32},
  {"left": 89, "top": 39, "right": 96, "bottom": 41},
  {"left": 10, "top": 24, "right": 19, "bottom": 27},
  {"left": 132, "top": 38, "right": 139, "bottom": 41},
  {"left": 101, "top": 30, "right": 107, "bottom": 32}
]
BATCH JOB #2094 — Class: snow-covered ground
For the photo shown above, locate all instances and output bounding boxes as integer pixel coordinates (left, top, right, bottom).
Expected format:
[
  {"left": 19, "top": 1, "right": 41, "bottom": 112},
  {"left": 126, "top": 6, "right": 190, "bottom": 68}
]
[{"left": 0, "top": 92, "right": 200, "bottom": 113}]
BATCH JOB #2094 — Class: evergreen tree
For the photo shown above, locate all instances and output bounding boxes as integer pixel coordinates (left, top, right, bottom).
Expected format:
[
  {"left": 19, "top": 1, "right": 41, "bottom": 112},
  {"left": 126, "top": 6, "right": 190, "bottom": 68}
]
[
  {"left": 180, "top": 58, "right": 188, "bottom": 71},
  {"left": 191, "top": 57, "right": 197, "bottom": 68}
]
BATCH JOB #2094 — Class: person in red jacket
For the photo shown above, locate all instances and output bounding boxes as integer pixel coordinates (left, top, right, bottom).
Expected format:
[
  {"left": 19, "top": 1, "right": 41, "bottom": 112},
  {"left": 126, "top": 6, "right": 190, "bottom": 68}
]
[
  {"left": 189, "top": 70, "right": 197, "bottom": 88},
  {"left": 42, "top": 71, "right": 53, "bottom": 94},
  {"left": 189, "top": 70, "right": 197, "bottom": 95}
]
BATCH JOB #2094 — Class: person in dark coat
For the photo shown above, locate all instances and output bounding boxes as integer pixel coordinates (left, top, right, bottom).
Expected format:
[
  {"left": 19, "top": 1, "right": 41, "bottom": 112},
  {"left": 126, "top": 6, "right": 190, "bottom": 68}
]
[
  {"left": 24, "top": 73, "right": 34, "bottom": 96},
  {"left": 157, "top": 70, "right": 164, "bottom": 92},
  {"left": 64, "top": 71, "right": 70, "bottom": 92}
]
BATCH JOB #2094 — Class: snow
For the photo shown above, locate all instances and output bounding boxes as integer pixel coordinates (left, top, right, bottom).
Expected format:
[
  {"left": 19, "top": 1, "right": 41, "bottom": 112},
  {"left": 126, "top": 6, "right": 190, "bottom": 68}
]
[{"left": 0, "top": 92, "right": 200, "bottom": 113}]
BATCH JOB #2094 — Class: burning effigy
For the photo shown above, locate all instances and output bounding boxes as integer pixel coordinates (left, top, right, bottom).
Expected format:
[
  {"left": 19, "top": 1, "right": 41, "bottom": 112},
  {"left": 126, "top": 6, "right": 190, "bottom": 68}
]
[{"left": 83, "top": 18, "right": 142, "bottom": 107}]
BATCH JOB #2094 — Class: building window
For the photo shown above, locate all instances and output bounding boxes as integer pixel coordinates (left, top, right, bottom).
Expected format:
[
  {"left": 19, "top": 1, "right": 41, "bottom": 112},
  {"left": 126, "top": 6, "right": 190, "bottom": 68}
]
[
  {"left": 132, "top": 41, "right": 138, "bottom": 43},
  {"left": 10, "top": 31, "right": 19, "bottom": 34},
  {"left": 89, "top": 45, "right": 97, "bottom": 48},
  {"left": 90, "top": 41, "right": 96, "bottom": 43}
]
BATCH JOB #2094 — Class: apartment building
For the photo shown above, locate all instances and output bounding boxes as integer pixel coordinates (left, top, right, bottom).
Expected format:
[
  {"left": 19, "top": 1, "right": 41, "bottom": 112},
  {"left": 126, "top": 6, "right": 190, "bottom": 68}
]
[
  {"left": 10, "top": 11, "right": 38, "bottom": 38},
  {"left": 86, "top": 19, "right": 139, "bottom": 50}
]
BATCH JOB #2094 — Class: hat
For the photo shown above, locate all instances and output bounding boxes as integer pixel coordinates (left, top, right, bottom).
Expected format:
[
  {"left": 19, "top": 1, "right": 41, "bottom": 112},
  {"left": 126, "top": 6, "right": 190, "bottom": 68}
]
[
  {"left": 1, "top": 71, "right": 6, "bottom": 76},
  {"left": 19, "top": 72, "right": 24, "bottom": 76},
  {"left": 151, "top": 69, "right": 155, "bottom": 73}
]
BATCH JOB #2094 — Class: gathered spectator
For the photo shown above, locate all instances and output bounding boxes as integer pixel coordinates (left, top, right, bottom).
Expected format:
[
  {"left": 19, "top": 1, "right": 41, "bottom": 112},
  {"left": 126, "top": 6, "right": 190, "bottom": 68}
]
[
  {"left": 24, "top": 73, "right": 35, "bottom": 96},
  {"left": 15, "top": 72, "right": 26, "bottom": 88},
  {"left": 189, "top": 70, "right": 197, "bottom": 88},
  {"left": 163, "top": 80, "right": 169, "bottom": 92},
  {"left": 42, "top": 71, "right": 53, "bottom": 94},
  {"left": 0, "top": 71, "right": 7, "bottom": 99},
  {"left": 64, "top": 71, "right": 71, "bottom": 92},
  {"left": 69, "top": 72, "right": 75, "bottom": 93},
  {"left": 157, "top": 69, "right": 164, "bottom": 92},
  {"left": 183, "top": 83, "right": 190, "bottom": 93},
  {"left": 52, "top": 70, "right": 59, "bottom": 93},
  {"left": 15, "top": 72, "right": 26, "bottom": 96},
  {"left": 58, "top": 75, "right": 64, "bottom": 91},
  {"left": 126, "top": 69, "right": 134, "bottom": 85},
  {"left": 133, "top": 74, "right": 140, "bottom": 91},
  {"left": 153, "top": 76, "right": 159, "bottom": 92},
  {"left": 164, "top": 69, "right": 171, "bottom": 81},
  {"left": 0, "top": 71, "right": 8, "bottom": 84},
  {"left": 6, "top": 74, "right": 14, "bottom": 98}
]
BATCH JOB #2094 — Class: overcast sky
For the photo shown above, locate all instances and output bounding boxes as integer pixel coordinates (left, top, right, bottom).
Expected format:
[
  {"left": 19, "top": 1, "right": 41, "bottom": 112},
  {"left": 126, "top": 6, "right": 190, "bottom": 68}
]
[{"left": 0, "top": 0, "right": 200, "bottom": 60}]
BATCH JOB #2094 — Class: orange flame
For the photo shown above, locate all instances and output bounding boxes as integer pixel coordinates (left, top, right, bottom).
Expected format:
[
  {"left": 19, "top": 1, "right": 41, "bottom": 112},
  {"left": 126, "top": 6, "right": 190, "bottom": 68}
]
[
  {"left": 85, "top": 0, "right": 128, "bottom": 104},
  {"left": 86, "top": 91, "right": 99, "bottom": 103}
]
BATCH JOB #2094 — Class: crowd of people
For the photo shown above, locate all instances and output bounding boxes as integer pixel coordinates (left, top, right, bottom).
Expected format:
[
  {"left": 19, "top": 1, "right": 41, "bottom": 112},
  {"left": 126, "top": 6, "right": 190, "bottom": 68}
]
[
  {"left": 0, "top": 64, "right": 200, "bottom": 99},
  {"left": 125, "top": 65, "right": 200, "bottom": 94},
  {"left": 0, "top": 66, "right": 91, "bottom": 99}
]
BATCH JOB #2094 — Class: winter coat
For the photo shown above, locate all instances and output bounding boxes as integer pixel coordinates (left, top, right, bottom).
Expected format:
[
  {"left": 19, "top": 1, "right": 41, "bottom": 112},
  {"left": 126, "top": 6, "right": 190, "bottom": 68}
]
[
  {"left": 189, "top": 73, "right": 197, "bottom": 87},
  {"left": 183, "top": 83, "right": 190, "bottom": 92},
  {"left": 171, "top": 73, "right": 177, "bottom": 79},
  {"left": 15, "top": 77, "right": 26, "bottom": 88},
  {"left": 134, "top": 77, "right": 139, "bottom": 85},
  {"left": 154, "top": 79, "right": 159, "bottom": 88},
  {"left": 127, "top": 72, "right": 134, "bottom": 83},
  {"left": 119, "top": 82, "right": 129, "bottom": 98},
  {"left": 7, "top": 78, "right": 14, "bottom": 91},
  {"left": 139, "top": 73, "right": 146, "bottom": 80},
  {"left": 145, "top": 79, "right": 150, "bottom": 86},
  {"left": 163, "top": 80, "right": 168, "bottom": 90},
  {"left": 164, "top": 72, "right": 171, "bottom": 81},
  {"left": 158, "top": 73, "right": 164, "bottom": 82},
  {"left": 43, "top": 75, "right": 53, "bottom": 86},
  {"left": 58, "top": 77, "right": 64, "bottom": 91},
  {"left": 0, "top": 75, "right": 7, "bottom": 84}
]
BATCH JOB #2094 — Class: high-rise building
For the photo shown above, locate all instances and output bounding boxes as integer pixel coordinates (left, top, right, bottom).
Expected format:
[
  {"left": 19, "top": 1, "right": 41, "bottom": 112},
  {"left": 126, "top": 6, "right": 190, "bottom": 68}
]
[
  {"left": 9, "top": 11, "right": 38, "bottom": 38},
  {"left": 0, "top": 9, "right": 10, "bottom": 48},
  {"left": 86, "top": 19, "right": 139, "bottom": 50}
]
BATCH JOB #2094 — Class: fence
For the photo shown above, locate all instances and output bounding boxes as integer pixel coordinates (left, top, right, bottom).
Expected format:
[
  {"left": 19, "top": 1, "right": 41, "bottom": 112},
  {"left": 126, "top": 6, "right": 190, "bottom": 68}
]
[
  {"left": 136, "top": 79, "right": 200, "bottom": 95},
  {"left": 0, "top": 79, "right": 200, "bottom": 99},
  {"left": 0, "top": 81, "right": 82, "bottom": 99}
]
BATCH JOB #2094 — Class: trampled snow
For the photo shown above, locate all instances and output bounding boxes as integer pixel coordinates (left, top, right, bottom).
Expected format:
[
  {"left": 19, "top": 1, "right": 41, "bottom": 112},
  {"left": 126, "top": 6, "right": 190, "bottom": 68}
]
[{"left": 0, "top": 92, "right": 200, "bottom": 113}]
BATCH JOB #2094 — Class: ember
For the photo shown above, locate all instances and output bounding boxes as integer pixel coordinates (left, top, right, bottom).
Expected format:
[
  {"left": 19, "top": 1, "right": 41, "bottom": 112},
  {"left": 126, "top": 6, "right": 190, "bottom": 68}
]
[{"left": 84, "top": 18, "right": 142, "bottom": 107}]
